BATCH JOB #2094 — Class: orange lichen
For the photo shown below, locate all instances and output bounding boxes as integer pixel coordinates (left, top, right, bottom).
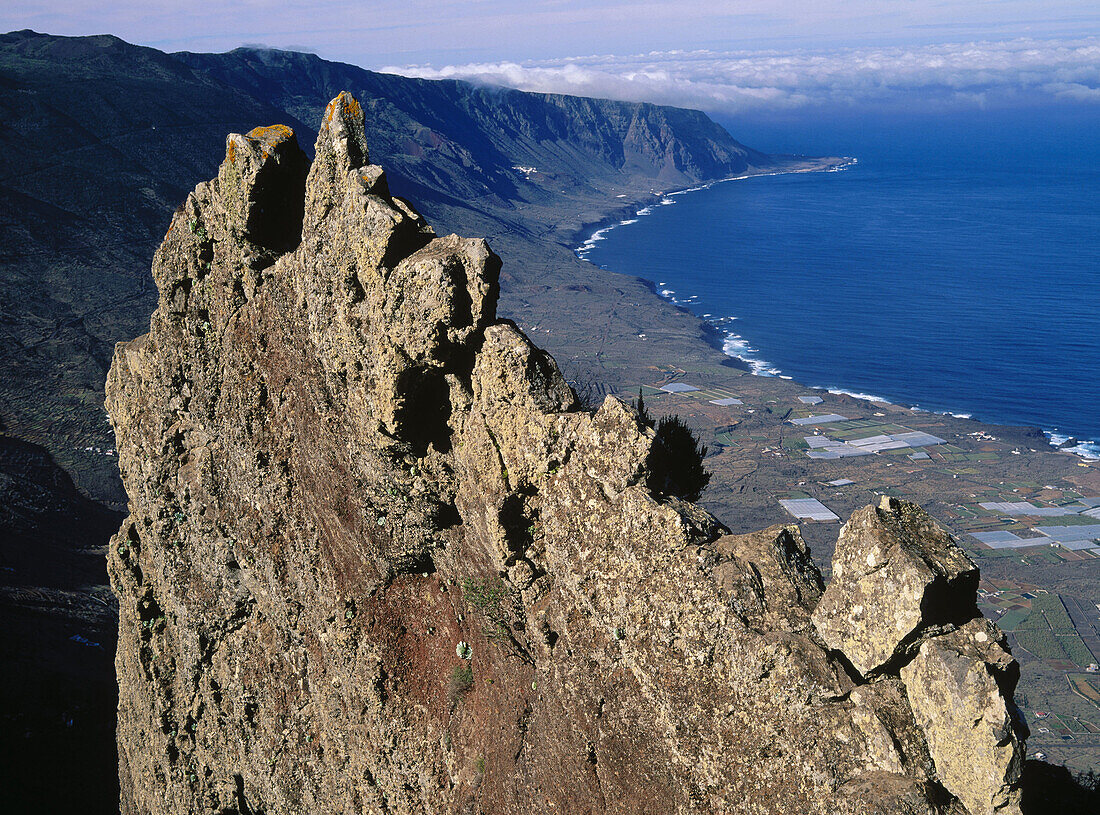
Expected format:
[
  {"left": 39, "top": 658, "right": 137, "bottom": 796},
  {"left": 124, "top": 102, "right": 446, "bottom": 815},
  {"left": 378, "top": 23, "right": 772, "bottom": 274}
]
[
  {"left": 342, "top": 96, "right": 362, "bottom": 119},
  {"left": 227, "top": 139, "right": 236, "bottom": 163},
  {"left": 247, "top": 124, "right": 293, "bottom": 142}
]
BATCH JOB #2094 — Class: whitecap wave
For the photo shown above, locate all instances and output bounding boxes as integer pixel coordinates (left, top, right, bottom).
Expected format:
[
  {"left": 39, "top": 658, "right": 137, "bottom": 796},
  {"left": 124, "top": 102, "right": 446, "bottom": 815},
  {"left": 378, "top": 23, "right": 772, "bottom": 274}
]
[
  {"left": 1044, "top": 430, "right": 1100, "bottom": 460},
  {"left": 575, "top": 225, "right": 616, "bottom": 257},
  {"left": 668, "top": 183, "right": 711, "bottom": 197},
  {"left": 823, "top": 387, "right": 894, "bottom": 404},
  {"left": 721, "top": 331, "right": 782, "bottom": 377}
]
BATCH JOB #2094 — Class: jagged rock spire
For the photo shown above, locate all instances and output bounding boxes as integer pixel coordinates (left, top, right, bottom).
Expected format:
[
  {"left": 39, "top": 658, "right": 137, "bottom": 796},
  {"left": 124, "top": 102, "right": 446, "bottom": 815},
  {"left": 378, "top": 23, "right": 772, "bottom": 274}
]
[
  {"left": 218, "top": 124, "right": 309, "bottom": 253},
  {"left": 107, "top": 96, "right": 1025, "bottom": 815}
]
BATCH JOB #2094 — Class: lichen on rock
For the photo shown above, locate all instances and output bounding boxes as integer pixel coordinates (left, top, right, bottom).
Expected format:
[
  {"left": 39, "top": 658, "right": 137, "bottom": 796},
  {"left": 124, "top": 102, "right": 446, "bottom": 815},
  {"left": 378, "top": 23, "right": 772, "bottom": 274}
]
[{"left": 107, "top": 94, "right": 1026, "bottom": 815}]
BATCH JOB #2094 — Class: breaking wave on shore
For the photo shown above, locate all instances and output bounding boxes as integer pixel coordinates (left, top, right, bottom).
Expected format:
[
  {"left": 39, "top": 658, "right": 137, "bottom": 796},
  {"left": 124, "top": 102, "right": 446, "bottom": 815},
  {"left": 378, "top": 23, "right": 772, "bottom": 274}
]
[{"left": 1045, "top": 432, "right": 1100, "bottom": 460}]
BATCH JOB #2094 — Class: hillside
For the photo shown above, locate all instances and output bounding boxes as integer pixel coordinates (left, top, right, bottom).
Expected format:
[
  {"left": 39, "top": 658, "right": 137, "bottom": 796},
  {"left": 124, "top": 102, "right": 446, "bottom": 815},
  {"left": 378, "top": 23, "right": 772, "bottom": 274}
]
[{"left": 2, "top": 28, "right": 1099, "bottom": 815}]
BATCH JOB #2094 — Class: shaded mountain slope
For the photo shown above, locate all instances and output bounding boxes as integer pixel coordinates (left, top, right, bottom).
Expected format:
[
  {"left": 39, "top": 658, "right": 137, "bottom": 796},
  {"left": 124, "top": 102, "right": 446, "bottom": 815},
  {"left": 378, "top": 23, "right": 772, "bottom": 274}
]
[
  {"left": 0, "top": 30, "right": 309, "bottom": 502},
  {"left": 0, "top": 431, "right": 121, "bottom": 813}
]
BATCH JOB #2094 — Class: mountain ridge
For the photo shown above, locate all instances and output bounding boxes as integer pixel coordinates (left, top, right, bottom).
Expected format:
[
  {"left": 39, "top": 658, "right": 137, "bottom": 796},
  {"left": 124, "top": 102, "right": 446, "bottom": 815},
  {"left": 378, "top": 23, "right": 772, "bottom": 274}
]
[{"left": 175, "top": 44, "right": 770, "bottom": 189}]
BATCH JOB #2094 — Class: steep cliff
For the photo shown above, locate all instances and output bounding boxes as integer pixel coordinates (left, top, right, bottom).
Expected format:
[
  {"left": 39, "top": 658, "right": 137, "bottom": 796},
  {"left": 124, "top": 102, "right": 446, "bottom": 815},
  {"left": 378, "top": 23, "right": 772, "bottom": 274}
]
[
  {"left": 107, "top": 95, "right": 1026, "bottom": 814},
  {"left": 177, "top": 46, "right": 770, "bottom": 194}
]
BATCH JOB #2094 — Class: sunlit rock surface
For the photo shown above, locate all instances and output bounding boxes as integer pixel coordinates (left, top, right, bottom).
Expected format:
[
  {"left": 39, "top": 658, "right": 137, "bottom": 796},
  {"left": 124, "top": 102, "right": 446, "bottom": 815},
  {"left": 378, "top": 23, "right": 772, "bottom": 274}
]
[{"left": 107, "top": 95, "right": 1025, "bottom": 815}]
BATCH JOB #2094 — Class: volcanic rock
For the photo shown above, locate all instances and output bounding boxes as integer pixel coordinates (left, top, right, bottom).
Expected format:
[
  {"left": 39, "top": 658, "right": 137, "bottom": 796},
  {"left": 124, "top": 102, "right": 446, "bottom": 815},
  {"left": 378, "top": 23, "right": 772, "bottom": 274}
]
[
  {"left": 900, "top": 619, "right": 1026, "bottom": 815},
  {"left": 106, "top": 95, "right": 1025, "bottom": 815},
  {"left": 811, "top": 495, "right": 979, "bottom": 677}
]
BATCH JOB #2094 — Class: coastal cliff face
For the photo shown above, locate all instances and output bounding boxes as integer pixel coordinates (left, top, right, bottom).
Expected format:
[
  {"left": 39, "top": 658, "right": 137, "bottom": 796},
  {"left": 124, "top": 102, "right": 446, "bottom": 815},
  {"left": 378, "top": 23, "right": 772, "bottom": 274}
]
[
  {"left": 106, "top": 95, "right": 1026, "bottom": 814},
  {"left": 176, "top": 46, "right": 769, "bottom": 193}
]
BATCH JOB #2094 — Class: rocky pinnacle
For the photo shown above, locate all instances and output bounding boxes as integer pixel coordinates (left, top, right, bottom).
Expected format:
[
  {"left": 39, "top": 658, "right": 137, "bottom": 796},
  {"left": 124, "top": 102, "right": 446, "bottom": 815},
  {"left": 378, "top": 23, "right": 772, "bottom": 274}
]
[{"left": 107, "top": 94, "right": 1026, "bottom": 815}]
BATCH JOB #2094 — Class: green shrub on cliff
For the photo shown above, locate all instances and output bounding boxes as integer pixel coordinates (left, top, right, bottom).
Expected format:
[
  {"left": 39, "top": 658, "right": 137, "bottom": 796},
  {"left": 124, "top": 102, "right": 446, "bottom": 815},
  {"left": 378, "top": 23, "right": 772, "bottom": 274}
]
[{"left": 634, "top": 390, "right": 711, "bottom": 502}]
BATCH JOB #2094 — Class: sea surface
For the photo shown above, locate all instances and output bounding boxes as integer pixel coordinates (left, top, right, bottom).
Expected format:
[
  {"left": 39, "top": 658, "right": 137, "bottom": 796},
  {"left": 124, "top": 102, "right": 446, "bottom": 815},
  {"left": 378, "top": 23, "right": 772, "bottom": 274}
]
[{"left": 578, "top": 107, "right": 1100, "bottom": 457}]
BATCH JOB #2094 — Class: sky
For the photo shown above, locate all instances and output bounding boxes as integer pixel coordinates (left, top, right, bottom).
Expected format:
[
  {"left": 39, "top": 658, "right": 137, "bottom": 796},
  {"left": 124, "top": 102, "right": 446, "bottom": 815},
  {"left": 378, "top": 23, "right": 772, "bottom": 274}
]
[{"left": 4, "top": 2, "right": 1100, "bottom": 116}]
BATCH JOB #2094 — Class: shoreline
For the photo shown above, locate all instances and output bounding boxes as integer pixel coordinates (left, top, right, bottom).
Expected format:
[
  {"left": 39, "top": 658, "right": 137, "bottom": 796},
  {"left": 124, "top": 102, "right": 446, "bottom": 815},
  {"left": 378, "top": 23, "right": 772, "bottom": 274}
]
[
  {"left": 565, "top": 157, "right": 854, "bottom": 257},
  {"left": 569, "top": 160, "right": 1100, "bottom": 462}
]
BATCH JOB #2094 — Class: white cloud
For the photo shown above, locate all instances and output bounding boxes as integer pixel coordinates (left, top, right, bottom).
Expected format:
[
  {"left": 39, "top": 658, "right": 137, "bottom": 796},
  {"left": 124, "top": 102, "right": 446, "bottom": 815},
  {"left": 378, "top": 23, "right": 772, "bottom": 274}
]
[
  {"left": 382, "top": 38, "right": 1100, "bottom": 114},
  {"left": 7, "top": 2, "right": 1099, "bottom": 67}
]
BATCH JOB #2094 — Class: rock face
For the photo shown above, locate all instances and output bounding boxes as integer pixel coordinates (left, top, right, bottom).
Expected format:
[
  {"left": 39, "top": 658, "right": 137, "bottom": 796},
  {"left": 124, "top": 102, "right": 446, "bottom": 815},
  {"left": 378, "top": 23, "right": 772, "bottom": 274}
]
[
  {"left": 901, "top": 620, "right": 1026, "bottom": 815},
  {"left": 107, "top": 95, "right": 1025, "bottom": 815},
  {"left": 812, "top": 496, "right": 980, "bottom": 677}
]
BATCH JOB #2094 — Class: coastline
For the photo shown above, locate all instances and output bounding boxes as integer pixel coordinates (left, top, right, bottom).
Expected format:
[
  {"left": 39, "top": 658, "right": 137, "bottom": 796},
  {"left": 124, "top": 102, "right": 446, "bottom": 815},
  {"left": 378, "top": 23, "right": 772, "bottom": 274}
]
[
  {"left": 565, "top": 157, "right": 854, "bottom": 259},
  {"left": 565, "top": 156, "right": 854, "bottom": 379},
  {"left": 569, "top": 159, "right": 1100, "bottom": 462}
]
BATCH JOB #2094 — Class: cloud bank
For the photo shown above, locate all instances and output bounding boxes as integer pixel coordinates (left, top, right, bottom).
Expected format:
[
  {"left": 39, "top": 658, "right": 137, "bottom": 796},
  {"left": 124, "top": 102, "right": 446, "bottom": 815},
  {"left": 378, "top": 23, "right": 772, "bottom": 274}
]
[{"left": 384, "top": 38, "right": 1100, "bottom": 115}]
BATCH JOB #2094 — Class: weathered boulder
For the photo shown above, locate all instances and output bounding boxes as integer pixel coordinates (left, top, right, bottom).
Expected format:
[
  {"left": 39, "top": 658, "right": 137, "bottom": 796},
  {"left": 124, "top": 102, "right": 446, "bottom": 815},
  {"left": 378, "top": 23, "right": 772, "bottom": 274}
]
[
  {"left": 808, "top": 496, "right": 1026, "bottom": 814},
  {"left": 107, "top": 94, "right": 1025, "bottom": 815},
  {"left": 811, "top": 495, "right": 979, "bottom": 676},
  {"left": 712, "top": 524, "right": 825, "bottom": 634},
  {"left": 900, "top": 619, "right": 1026, "bottom": 815}
]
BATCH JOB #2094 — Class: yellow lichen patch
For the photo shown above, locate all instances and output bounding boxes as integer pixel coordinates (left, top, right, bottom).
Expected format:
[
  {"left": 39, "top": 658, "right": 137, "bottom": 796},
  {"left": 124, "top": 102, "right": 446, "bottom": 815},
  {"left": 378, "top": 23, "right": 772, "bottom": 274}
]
[
  {"left": 246, "top": 124, "right": 293, "bottom": 143},
  {"left": 342, "top": 95, "right": 362, "bottom": 119},
  {"left": 227, "top": 139, "right": 237, "bottom": 163}
]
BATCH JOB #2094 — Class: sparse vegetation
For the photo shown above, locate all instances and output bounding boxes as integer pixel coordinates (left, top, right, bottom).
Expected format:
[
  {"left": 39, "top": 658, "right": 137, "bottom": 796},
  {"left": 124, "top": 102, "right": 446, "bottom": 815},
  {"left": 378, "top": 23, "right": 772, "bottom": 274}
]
[
  {"left": 462, "top": 577, "right": 508, "bottom": 614},
  {"left": 140, "top": 616, "right": 167, "bottom": 633},
  {"left": 448, "top": 663, "right": 473, "bottom": 704},
  {"left": 461, "top": 577, "right": 532, "bottom": 661},
  {"left": 567, "top": 376, "right": 603, "bottom": 413}
]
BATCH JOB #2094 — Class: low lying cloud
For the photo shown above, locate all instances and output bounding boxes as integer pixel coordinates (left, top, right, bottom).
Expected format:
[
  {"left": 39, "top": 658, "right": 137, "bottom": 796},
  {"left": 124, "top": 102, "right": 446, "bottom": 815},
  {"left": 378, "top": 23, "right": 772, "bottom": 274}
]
[{"left": 383, "top": 38, "right": 1100, "bottom": 114}]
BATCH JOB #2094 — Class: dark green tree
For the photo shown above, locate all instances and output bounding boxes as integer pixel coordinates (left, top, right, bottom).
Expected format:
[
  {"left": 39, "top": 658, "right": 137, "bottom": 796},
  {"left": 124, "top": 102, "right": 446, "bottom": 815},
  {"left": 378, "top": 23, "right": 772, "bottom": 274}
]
[{"left": 633, "top": 390, "right": 711, "bottom": 502}]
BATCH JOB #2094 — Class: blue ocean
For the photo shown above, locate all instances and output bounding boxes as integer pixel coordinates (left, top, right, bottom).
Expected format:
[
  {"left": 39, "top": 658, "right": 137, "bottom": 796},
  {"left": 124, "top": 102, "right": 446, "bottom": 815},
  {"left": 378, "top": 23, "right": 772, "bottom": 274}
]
[{"left": 578, "top": 106, "right": 1100, "bottom": 456}]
